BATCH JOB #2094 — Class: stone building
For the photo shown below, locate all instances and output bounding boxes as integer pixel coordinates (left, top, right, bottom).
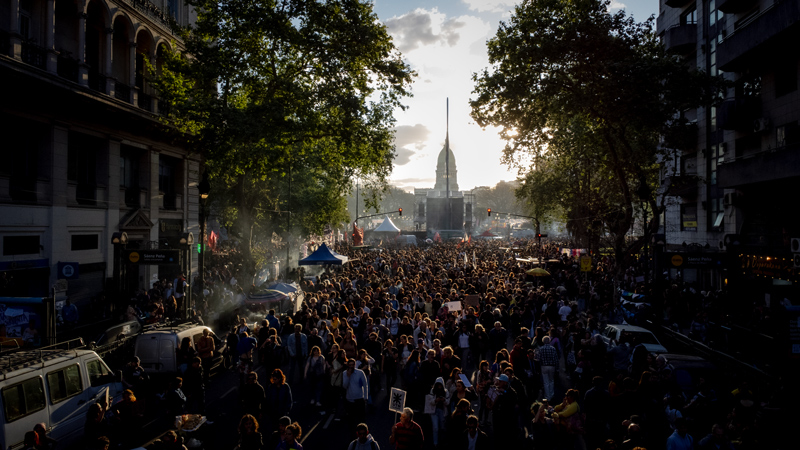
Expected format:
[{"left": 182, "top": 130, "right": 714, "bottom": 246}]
[{"left": 0, "top": 0, "right": 201, "bottom": 313}]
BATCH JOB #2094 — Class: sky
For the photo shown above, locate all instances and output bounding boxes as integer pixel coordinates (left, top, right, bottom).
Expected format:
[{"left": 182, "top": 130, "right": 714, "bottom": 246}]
[{"left": 372, "top": 0, "right": 660, "bottom": 192}]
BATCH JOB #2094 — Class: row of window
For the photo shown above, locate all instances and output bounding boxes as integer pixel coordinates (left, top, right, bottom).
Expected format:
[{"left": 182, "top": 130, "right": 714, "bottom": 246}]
[{"left": 1, "top": 360, "right": 109, "bottom": 423}]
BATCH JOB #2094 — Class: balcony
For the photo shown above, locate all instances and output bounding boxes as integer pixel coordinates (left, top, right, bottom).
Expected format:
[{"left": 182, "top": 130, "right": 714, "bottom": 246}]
[
  {"left": 57, "top": 54, "right": 80, "bottom": 83},
  {"left": 21, "top": 41, "right": 47, "bottom": 70},
  {"left": 664, "top": 24, "right": 697, "bottom": 54},
  {"left": 718, "top": 0, "right": 758, "bottom": 14},
  {"left": 138, "top": 92, "right": 153, "bottom": 112},
  {"left": 664, "top": 174, "right": 699, "bottom": 198},
  {"left": 88, "top": 72, "right": 106, "bottom": 93},
  {"left": 663, "top": 122, "right": 698, "bottom": 151},
  {"left": 718, "top": 1, "right": 800, "bottom": 72},
  {"left": 717, "top": 97, "right": 761, "bottom": 132},
  {"left": 161, "top": 192, "right": 182, "bottom": 210},
  {"left": 718, "top": 143, "right": 800, "bottom": 188},
  {"left": 115, "top": 81, "right": 131, "bottom": 102}
]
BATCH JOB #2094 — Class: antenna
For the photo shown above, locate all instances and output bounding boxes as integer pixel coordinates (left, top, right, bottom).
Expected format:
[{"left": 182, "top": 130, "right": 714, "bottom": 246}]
[{"left": 446, "top": 98, "right": 451, "bottom": 229}]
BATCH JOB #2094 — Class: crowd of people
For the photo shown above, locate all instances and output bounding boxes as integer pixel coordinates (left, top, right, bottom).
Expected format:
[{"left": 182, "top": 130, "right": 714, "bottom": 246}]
[{"left": 73, "top": 237, "right": 788, "bottom": 450}]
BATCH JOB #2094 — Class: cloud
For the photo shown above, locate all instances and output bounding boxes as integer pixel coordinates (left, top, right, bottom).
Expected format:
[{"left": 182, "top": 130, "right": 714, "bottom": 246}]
[
  {"left": 391, "top": 177, "right": 436, "bottom": 186},
  {"left": 461, "top": 0, "right": 517, "bottom": 13},
  {"left": 393, "top": 124, "right": 431, "bottom": 165},
  {"left": 609, "top": 1, "right": 626, "bottom": 11},
  {"left": 385, "top": 9, "right": 466, "bottom": 53}
]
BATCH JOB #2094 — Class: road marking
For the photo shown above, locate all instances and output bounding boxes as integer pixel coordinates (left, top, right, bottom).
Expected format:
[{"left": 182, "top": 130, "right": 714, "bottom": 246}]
[
  {"left": 322, "top": 413, "right": 335, "bottom": 430},
  {"left": 300, "top": 420, "right": 320, "bottom": 444}
]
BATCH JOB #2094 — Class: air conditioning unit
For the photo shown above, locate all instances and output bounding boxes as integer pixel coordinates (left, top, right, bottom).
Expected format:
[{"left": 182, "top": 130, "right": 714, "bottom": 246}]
[
  {"left": 791, "top": 238, "right": 800, "bottom": 253},
  {"left": 753, "top": 118, "right": 770, "bottom": 133},
  {"left": 723, "top": 192, "right": 738, "bottom": 207}
]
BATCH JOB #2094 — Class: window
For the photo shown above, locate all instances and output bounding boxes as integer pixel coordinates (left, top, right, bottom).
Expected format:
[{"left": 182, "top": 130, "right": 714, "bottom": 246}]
[
  {"left": 2, "top": 377, "right": 46, "bottom": 422},
  {"left": 775, "top": 63, "right": 798, "bottom": 98},
  {"left": 159, "top": 156, "right": 178, "bottom": 210},
  {"left": 121, "top": 147, "right": 142, "bottom": 207},
  {"left": 46, "top": 364, "right": 83, "bottom": 404},
  {"left": 86, "top": 359, "right": 114, "bottom": 387},
  {"left": 3, "top": 235, "right": 40, "bottom": 256},
  {"left": 71, "top": 234, "right": 99, "bottom": 251},
  {"left": 168, "top": 0, "right": 179, "bottom": 19},
  {"left": 681, "top": 203, "right": 698, "bottom": 231},
  {"left": 709, "top": 197, "right": 724, "bottom": 231},
  {"left": 68, "top": 133, "right": 100, "bottom": 205},
  {"left": 681, "top": 8, "right": 697, "bottom": 25},
  {"left": 708, "top": 143, "right": 724, "bottom": 185}
]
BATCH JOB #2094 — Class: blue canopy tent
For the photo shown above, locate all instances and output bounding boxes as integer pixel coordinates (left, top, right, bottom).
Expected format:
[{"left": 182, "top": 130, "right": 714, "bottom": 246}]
[{"left": 298, "top": 243, "right": 349, "bottom": 266}]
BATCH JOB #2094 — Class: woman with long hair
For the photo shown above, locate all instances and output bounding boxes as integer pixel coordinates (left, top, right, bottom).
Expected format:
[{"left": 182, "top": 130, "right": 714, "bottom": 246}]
[
  {"left": 237, "top": 414, "right": 263, "bottom": 450},
  {"left": 276, "top": 422, "right": 303, "bottom": 450},
  {"left": 264, "top": 369, "right": 292, "bottom": 432},
  {"left": 475, "top": 360, "right": 493, "bottom": 424},
  {"left": 304, "top": 346, "right": 328, "bottom": 407},
  {"left": 176, "top": 337, "right": 197, "bottom": 374},
  {"left": 341, "top": 329, "right": 358, "bottom": 361}
]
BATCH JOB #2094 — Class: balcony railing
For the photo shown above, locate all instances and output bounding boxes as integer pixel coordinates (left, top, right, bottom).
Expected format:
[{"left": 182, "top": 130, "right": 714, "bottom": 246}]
[
  {"left": 88, "top": 71, "right": 106, "bottom": 93},
  {"left": 57, "top": 54, "right": 80, "bottom": 83},
  {"left": 121, "top": 0, "right": 179, "bottom": 34},
  {"left": 0, "top": 30, "right": 9, "bottom": 57},
  {"left": 115, "top": 81, "right": 131, "bottom": 102},
  {"left": 162, "top": 191, "right": 177, "bottom": 210},
  {"left": 138, "top": 92, "right": 153, "bottom": 112},
  {"left": 21, "top": 41, "right": 47, "bottom": 70}
]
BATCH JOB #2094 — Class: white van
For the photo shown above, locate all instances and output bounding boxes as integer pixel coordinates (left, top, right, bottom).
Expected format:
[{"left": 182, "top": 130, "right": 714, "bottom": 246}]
[
  {"left": 0, "top": 339, "right": 122, "bottom": 450},
  {"left": 134, "top": 323, "right": 226, "bottom": 375}
]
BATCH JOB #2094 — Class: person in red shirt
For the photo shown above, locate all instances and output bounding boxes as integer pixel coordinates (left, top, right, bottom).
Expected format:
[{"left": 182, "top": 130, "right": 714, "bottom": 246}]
[{"left": 389, "top": 407, "right": 424, "bottom": 450}]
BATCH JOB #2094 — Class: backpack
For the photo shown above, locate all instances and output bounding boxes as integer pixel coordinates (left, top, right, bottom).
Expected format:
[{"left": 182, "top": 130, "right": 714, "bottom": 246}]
[{"left": 348, "top": 440, "right": 378, "bottom": 450}]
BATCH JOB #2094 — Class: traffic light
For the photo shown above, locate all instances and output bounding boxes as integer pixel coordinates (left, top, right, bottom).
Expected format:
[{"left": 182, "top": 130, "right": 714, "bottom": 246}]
[
  {"left": 487, "top": 208, "right": 492, "bottom": 216},
  {"left": 398, "top": 208, "right": 403, "bottom": 216}
]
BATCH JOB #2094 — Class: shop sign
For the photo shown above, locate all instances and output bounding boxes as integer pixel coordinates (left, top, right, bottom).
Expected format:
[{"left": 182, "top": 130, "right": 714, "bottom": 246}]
[{"left": 124, "top": 250, "right": 180, "bottom": 265}]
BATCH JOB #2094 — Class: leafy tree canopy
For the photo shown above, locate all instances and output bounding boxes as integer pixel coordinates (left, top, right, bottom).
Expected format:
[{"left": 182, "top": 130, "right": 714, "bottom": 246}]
[
  {"left": 471, "top": 0, "right": 723, "bottom": 264},
  {"left": 152, "top": 0, "right": 414, "bottom": 251}
]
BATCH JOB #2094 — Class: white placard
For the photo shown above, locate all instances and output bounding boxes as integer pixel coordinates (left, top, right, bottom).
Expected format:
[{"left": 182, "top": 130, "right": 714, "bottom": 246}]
[
  {"left": 389, "top": 387, "right": 407, "bottom": 413},
  {"left": 444, "top": 301, "right": 462, "bottom": 312}
]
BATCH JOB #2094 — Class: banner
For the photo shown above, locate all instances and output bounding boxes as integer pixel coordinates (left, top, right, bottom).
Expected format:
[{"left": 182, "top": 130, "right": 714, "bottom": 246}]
[
  {"left": 444, "top": 301, "right": 462, "bottom": 312},
  {"left": 389, "top": 387, "right": 407, "bottom": 413}
]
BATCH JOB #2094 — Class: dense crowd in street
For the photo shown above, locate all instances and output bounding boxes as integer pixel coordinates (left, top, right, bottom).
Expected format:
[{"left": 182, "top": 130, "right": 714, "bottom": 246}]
[{"left": 44, "top": 237, "right": 790, "bottom": 450}]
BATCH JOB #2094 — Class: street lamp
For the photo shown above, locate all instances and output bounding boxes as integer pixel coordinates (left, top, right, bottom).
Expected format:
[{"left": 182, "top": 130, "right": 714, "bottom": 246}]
[
  {"left": 111, "top": 231, "right": 128, "bottom": 315},
  {"left": 179, "top": 232, "right": 194, "bottom": 318},
  {"left": 198, "top": 173, "right": 210, "bottom": 291}
]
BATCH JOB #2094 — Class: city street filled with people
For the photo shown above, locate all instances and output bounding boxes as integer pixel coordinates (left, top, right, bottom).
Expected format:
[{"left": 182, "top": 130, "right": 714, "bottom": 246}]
[{"left": 38, "top": 237, "right": 789, "bottom": 450}]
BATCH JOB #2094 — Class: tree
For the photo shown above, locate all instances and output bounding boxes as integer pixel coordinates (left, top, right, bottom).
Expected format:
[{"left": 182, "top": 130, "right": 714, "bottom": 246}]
[
  {"left": 152, "top": 0, "right": 414, "bottom": 258},
  {"left": 471, "top": 0, "right": 722, "bottom": 267}
]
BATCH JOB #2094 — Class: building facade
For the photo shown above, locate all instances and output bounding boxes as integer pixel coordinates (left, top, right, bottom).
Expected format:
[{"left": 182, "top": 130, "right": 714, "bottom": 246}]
[
  {"left": 657, "top": 0, "right": 800, "bottom": 298},
  {"left": 0, "top": 0, "right": 201, "bottom": 312},
  {"left": 414, "top": 144, "right": 470, "bottom": 233}
]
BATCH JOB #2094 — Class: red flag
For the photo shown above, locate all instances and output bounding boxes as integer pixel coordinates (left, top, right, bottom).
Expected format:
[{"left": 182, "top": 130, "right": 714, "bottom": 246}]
[
  {"left": 353, "top": 222, "right": 364, "bottom": 246},
  {"left": 208, "top": 230, "right": 218, "bottom": 252}
]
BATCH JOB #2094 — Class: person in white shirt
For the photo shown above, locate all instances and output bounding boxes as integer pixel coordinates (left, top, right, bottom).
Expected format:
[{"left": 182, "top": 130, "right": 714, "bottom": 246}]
[{"left": 343, "top": 358, "right": 369, "bottom": 425}]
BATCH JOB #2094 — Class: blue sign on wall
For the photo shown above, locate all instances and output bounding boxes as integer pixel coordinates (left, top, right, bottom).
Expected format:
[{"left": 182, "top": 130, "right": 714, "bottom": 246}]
[{"left": 57, "top": 262, "right": 80, "bottom": 280}]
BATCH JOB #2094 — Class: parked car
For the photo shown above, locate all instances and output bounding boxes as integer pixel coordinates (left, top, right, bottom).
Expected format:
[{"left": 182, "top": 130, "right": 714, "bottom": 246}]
[
  {"left": 134, "top": 323, "right": 226, "bottom": 376},
  {"left": 0, "top": 339, "right": 122, "bottom": 450},
  {"left": 600, "top": 324, "right": 668, "bottom": 354}
]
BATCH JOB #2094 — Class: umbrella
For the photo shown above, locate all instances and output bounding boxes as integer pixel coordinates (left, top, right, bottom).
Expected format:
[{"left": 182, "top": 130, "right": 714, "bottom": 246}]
[
  {"left": 526, "top": 268, "right": 551, "bottom": 277},
  {"left": 246, "top": 289, "right": 287, "bottom": 304},
  {"left": 267, "top": 282, "right": 299, "bottom": 294}
]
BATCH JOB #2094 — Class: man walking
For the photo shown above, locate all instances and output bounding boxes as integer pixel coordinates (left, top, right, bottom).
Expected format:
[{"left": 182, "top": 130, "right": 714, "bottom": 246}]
[
  {"left": 343, "top": 358, "right": 369, "bottom": 426},
  {"left": 285, "top": 324, "right": 308, "bottom": 384},
  {"left": 389, "top": 408, "right": 424, "bottom": 450},
  {"left": 535, "top": 336, "right": 559, "bottom": 400}
]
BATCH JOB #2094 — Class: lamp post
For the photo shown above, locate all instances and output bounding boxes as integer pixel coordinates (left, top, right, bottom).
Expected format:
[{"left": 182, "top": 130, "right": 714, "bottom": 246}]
[
  {"left": 198, "top": 173, "right": 210, "bottom": 290},
  {"left": 179, "top": 232, "right": 194, "bottom": 318},
  {"left": 111, "top": 231, "right": 128, "bottom": 315}
]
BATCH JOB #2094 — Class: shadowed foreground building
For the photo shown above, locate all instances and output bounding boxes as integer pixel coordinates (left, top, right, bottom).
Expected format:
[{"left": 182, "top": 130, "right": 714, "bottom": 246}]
[{"left": 0, "top": 0, "right": 201, "bottom": 311}]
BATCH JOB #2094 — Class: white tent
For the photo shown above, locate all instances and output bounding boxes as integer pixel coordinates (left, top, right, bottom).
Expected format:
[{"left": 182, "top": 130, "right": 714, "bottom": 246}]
[{"left": 374, "top": 216, "right": 401, "bottom": 232}]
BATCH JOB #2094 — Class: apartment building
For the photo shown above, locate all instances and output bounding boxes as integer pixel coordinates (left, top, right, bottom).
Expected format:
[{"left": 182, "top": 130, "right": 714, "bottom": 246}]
[{"left": 657, "top": 0, "right": 800, "bottom": 298}]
